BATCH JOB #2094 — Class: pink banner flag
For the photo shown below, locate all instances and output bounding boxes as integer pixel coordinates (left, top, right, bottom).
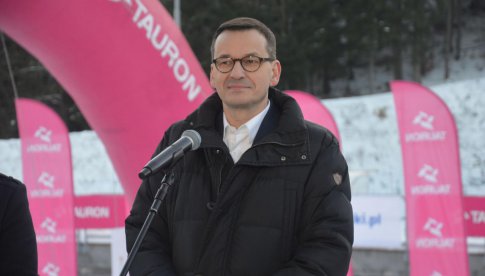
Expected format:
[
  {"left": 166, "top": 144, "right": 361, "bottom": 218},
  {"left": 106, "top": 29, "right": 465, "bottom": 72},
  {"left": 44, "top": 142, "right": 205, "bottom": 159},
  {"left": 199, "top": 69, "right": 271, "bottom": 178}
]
[
  {"left": 346, "top": 263, "right": 353, "bottom": 276},
  {"left": 391, "top": 81, "right": 469, "bottom": 275},
  {"left": 0, "top": 0, "right": 212, "bottom": 202},
  {"left": 285, "top": 90, "right": 352, "bottom": 276},
  {"left": 285, "top": 90, "right": 341, "bottom": 142},
  {"left": 16, "top": 98, "right": 77, "bottom": 276},
  {"left": 463, "top": 196, "right": 485, "bottom": 237},
  {"left": 74, "top": 195, "right": 127, "bottom": 229}
]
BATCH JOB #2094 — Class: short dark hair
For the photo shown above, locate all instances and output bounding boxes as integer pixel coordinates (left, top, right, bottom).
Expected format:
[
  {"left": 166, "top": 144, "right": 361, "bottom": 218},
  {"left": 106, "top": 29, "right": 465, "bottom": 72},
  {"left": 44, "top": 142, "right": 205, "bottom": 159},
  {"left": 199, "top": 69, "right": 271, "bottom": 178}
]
[{"left": 210, "top": 17, "right": 277, "bottom": 60}]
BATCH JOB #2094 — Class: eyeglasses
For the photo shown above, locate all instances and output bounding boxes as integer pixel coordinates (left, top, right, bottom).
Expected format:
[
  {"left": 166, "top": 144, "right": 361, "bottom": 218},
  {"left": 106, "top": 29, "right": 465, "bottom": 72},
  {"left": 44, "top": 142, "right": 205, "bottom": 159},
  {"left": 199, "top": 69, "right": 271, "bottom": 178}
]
[{"left": 212, "top": 55, "right": 275, "bottom": 73}]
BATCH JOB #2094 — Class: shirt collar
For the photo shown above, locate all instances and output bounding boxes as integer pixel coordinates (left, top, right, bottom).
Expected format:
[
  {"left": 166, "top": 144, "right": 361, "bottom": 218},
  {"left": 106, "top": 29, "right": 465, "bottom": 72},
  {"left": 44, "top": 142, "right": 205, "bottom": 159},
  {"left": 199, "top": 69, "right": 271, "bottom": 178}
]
[{"left": 223, "top": 100, "right": 271, "bottom": 143}]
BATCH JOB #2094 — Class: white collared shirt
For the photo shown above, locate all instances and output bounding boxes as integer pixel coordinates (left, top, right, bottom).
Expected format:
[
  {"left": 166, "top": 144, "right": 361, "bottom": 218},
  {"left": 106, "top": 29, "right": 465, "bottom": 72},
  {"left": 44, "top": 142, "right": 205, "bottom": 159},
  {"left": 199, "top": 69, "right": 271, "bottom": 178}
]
[{"left": 223, "top": 101, "right": 271, "bottom": 163}]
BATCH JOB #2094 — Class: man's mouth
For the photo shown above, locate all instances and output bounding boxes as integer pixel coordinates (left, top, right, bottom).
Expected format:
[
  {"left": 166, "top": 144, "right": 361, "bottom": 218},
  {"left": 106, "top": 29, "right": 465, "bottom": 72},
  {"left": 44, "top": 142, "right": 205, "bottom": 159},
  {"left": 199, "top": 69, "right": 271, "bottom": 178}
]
[{"left": 227, "top": 83, "right": 250, "bottom": 89}]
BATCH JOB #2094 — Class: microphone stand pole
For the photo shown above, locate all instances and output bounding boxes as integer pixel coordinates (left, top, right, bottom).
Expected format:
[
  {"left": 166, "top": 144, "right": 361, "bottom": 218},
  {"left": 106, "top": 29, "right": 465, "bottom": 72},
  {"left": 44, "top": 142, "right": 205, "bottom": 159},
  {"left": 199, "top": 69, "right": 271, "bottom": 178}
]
[{"left": 120, "top": 174, "right": 172, "bottom": 276}]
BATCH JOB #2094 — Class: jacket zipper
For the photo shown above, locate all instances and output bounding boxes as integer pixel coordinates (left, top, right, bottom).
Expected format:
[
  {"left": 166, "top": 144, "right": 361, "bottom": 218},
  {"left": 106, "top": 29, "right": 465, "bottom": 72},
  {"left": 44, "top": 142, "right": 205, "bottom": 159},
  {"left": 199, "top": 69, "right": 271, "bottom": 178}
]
[
  {"left": 194, "top": 147, "right": 229, "bottom": 273},
  {"left": 198, "top": 141, "right": 302, "bottom": 274},
  {"left": 217, "top": 150, "right": 228, "bottom": 197}
]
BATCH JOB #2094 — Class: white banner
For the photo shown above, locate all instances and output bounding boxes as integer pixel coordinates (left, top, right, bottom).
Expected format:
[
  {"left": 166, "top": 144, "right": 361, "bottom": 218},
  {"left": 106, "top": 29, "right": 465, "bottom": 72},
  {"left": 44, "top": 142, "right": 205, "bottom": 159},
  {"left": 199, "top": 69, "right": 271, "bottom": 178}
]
[
  {"left": 353, "top": 196, "right": 405, "bottom": 249},
  {"left": 111, "top": 227, "right": 127, "bottom": 276}
]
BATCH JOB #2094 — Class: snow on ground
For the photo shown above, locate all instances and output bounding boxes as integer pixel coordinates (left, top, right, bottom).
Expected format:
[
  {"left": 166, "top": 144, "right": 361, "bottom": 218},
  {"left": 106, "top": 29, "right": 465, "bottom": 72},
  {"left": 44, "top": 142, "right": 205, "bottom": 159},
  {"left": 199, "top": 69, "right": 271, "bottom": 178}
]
[
  {"left": 0, "top": 77, "right": 484, "bottom": 196},
  {"left": 325, "top": 92, "right": 404, "bottom": 195},
  {"left": 327, "top": 77, "right": 485, "bottom": 196}
]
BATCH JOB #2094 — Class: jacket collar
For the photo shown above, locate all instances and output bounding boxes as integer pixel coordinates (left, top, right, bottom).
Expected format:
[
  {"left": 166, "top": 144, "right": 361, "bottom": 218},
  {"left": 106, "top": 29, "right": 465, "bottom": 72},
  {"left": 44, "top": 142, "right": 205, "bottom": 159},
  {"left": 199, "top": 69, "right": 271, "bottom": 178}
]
[{"left": 184, "top": 88, "right": 309, "bottom": 161}]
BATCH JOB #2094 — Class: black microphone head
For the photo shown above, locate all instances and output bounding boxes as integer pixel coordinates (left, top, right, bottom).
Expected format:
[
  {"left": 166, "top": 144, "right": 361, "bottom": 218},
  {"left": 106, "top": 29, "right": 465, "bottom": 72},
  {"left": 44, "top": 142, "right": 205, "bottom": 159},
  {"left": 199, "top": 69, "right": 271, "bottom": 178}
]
[{"left": 182, "top": 130, "right": 202, "bottom": 150}]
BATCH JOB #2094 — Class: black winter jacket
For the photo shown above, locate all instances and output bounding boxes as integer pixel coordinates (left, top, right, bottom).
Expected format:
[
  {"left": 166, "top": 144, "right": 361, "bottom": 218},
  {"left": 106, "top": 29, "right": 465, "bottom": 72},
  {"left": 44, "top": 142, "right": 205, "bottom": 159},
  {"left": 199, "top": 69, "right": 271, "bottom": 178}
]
[
  {"left": 0, "top": 173, "right": 38, "bottom": 275},
  {"left": 125, "top": 88, "right": 353, "bottom": 276}
]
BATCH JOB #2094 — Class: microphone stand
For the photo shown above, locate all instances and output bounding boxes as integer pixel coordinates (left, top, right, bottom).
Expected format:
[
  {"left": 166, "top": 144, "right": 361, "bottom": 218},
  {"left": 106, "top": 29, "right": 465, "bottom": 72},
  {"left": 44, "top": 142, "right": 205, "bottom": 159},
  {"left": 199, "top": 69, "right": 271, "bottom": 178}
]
[{"left": 120, "top": 174, "right": 172, "bottom": 276}]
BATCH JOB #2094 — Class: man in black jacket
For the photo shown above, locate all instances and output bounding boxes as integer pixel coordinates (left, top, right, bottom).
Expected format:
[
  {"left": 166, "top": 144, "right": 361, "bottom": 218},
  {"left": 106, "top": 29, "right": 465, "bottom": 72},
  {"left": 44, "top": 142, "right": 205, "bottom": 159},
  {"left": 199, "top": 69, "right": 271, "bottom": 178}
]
[
  {"left": 126, "top": 17, "right": 353, "bottom": 276},
  {"left": 0, "top": 173, "right": 38, "bottom": 275}
]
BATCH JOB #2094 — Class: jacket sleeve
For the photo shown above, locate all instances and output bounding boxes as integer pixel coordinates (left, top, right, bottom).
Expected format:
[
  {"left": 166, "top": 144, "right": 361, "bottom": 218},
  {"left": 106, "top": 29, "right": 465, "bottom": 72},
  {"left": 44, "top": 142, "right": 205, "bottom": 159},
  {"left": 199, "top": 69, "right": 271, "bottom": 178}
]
[
  {"left": 125, "top": 133, "right": 178, "bottom": 276},
  {"left": 273, "top": 141, "right": 354, "bottom": 276},
  {"left": 0, "top": 179, "right": 38, "bottom": 275}
]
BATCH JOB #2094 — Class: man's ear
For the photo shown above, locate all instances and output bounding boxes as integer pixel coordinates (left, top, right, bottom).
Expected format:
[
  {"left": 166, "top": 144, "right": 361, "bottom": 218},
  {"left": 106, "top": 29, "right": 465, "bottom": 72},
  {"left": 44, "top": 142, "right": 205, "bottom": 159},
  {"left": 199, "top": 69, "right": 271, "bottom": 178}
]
[{"left": 270, "top": 60, "right": 281, "bottom": 86}]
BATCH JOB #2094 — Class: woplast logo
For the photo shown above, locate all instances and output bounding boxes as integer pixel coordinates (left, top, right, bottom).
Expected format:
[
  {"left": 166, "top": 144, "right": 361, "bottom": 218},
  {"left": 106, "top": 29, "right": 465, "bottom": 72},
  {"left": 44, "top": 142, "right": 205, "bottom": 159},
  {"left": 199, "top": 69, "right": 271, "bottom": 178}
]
[
  {"left": 35, "top": 126, "right": 53, "bottom": 143},
  {"left": 42, "top": 262, "right": 60, "bottom": 276},
  {"left": 405, "top": 111, "right": 446, "bottom": 143},
  {"left": 413, "top": 111, "right": 435, "bottom": 130},
  {"left": 37, "top": 217, "right": 66, "bottom": 243},
  {"left": 27, "top": 126, "right": 62, "bottom": 152},
  {"left": 418, "top": 164, "right": 438, "bottom": 183},
  {"left": 423, "top": 218, "right": 443, "bottom": 237},
  {"left": 30, "top": 171, "right": 64, "bottom": 198},
  {"left": 38, "top": 171, "right": 55, "bottom": 188},
  {"left": 416, "top": 218, "right": 455, "bottom": 249},
  {"left": 41, "top": 217, "right": 57, "bottom": 234},
  {"left": 411, "top": 164, "right": 451, "bottom": 195}
]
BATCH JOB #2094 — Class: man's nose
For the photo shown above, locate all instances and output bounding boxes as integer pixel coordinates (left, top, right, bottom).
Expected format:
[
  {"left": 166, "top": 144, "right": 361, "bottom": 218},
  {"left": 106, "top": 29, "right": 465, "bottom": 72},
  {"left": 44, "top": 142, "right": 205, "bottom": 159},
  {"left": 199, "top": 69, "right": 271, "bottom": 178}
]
[{"left": 230, "top": 60, "right": 245, "bottom": 78}]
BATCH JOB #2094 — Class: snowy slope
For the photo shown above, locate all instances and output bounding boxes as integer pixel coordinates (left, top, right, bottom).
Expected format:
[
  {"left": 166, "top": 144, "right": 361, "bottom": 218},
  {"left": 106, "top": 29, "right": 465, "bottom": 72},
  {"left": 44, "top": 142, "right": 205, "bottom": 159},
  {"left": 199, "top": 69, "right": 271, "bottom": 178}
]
[{"left": 326, "top": 77, "right": 485, "bottom": 196}]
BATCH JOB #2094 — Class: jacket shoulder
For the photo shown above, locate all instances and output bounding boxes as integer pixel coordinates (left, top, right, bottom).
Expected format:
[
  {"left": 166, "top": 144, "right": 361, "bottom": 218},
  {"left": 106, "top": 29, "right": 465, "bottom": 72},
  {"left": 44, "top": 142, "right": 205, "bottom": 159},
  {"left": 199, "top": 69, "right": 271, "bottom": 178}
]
[
  {"left": 154, "top": 120, "right": 191, "bottom": 152},
  {"left": 0, "top": 173, "right": 25, "bottom": 192},
  {"left": 304, "top": 120, "right": 340, "bottom": 149},
  {"left": 0, "top": 173, "right": 27, "bottom": 208},
  {"left": 304, "top": 121, "right": 351, "bottom": 200},
  {"left": 165, "top": 120, "right": 190, "bottom": 141}
]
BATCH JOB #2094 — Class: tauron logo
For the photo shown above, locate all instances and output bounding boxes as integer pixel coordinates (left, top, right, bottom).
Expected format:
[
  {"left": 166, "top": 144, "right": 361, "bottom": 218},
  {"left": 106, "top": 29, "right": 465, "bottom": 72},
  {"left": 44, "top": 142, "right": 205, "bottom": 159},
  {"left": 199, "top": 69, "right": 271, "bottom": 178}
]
[
  {"left": 109, "top": 0, "right": 202, "bottom": 101},
  {"left": 465, "top": 210, "right": 485, "bottom": 225},
  {"left": 41, "top": 217, "right": 57, "bottom": 234},
  {"left": 34, "top": 126, "right": 53, "bottom": 143},
  {"left": 109, "top": 0, "right": 131, "bottom": 4},
  {"left": 418, "top": 164, "right": 438, "bottom": 183},
  {"left": 42, "top": 262, "right": 60, "bottom": 276},
  {"left": 430, "top": 271, "right": 443, "bottom": 276},
  {"left": 423, "top": 218, "right": 443, "bottom": 237},
  {"left": 38, "top": 172, "right": 55, "bottom": 189},
  {"left": 413, "top": 111, "right": 434, "bottom": 130}
]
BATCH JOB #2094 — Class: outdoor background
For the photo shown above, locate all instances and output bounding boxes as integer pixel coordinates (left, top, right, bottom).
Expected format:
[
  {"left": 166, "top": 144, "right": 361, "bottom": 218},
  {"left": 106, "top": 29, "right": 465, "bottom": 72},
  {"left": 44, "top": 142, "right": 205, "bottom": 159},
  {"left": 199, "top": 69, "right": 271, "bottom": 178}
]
[
  {"left": 1, "top": 0, "right": 484, "bottom": 138},
  {"left": 1, "top": 0, "right": 485, "bottom": 275}
]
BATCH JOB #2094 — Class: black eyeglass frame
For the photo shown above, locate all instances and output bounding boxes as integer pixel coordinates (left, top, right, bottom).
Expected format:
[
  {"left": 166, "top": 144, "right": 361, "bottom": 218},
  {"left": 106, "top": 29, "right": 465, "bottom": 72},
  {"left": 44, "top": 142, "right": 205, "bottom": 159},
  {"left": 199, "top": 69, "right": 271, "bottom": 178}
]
[{"left": 212, "top": 55, "right": 275, "bottom": 73}]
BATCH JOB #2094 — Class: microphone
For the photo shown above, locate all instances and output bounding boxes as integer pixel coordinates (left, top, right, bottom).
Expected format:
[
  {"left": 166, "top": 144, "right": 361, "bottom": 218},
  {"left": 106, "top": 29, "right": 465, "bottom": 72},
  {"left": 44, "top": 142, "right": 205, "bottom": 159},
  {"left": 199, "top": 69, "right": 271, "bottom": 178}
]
[{"left": 138, "top": 130, "right": 201, "bottom": 179}]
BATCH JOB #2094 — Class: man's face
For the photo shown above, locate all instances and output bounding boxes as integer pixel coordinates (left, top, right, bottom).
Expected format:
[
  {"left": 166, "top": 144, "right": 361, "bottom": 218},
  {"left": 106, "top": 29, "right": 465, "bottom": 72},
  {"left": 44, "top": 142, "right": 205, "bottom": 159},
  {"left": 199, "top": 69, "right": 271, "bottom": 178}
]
[{"left": 210, "top": 29, "right": 281, "bottom": 112}]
